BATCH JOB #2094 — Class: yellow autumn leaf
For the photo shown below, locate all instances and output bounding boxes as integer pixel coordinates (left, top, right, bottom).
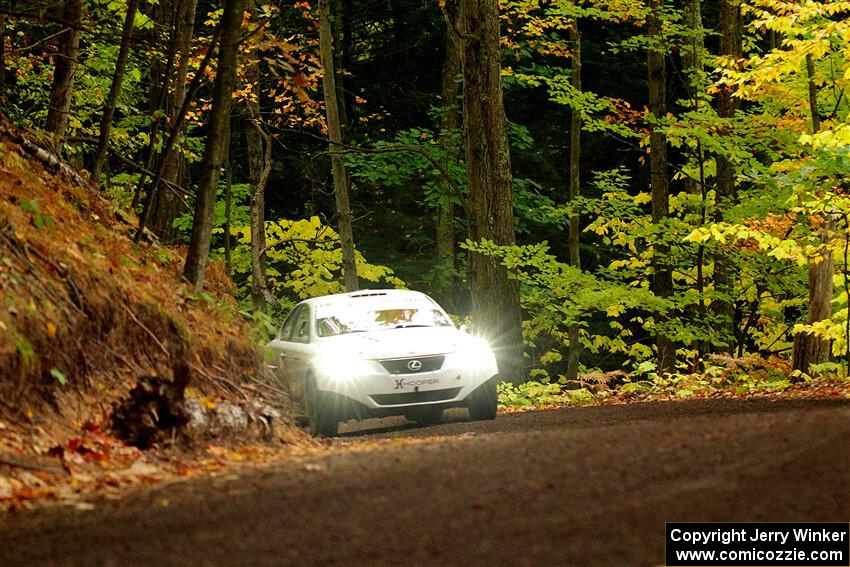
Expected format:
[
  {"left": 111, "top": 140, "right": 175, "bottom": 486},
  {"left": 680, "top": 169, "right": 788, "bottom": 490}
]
[{"left": 606, "top": 303, "right": 624, "bottom": 317}]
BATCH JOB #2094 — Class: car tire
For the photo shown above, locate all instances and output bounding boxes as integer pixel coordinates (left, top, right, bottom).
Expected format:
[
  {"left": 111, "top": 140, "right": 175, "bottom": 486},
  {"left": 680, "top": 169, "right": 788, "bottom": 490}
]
[
  {"left": 306, "top": 377, "right": 338, "bottom": 437},
  {"left": 467, "top": 380, "right": 498, "bottom": 421},
  {"left": 406, "top": 406, "right": 443, "bottom": 425}
]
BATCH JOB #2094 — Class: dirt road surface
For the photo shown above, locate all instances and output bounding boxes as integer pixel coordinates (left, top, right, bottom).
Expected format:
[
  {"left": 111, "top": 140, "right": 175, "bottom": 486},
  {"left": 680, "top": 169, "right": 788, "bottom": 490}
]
[{"left": 1, "top": 398, "right": 848, "bottom": 566}]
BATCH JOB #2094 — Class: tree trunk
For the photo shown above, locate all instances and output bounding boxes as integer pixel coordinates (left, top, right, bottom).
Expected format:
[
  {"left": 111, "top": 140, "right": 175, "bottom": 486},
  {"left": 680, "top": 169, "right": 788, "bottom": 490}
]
[
  {"left": 681, "top": 0, "right": 703, "bottom": 199},
  {"left": 170, "top": 0, "right": 199, "bottom": 140},
  {"left": 245, "top": 1, "right": 265, "bottom": 301},
  {"left": 224, "top": 126, "right": 233, "bottom": 277},
  {"left": 792, "top": 237, "right": 833, "bottom": 375},
  {"left": 682, "top": 0, "right": 707, "bottom": 363},
  {"left": 245, "top": 1, "right": 277, "bottom": 311},
  {"left": 647, "top": 0, "right": 676, "bottom": 375},
  {"left": 712, "top": 0, "right": 742, "bottom": 354},
  {"left": 0, "top": 15, "right": 6, "bottom": 102},
  {"left": 332, "top": 0, "right": 348, "bottom": 142},
  {"left": 566, "top": 20, "right": 582, "bottom": 381},
  {"left": 182, "top": 0, "right": 244, "bottom": 291},
  {"left": 319, "top": 0, "right": 358, "bottom": 292},
  {"left": 136, "top": 24, "right": 220, "bottom": 243},
  {"left": 151, "top": 0, "right": 199, "bottom": 241},
  {"left": 45, "top": 0, "right": 82, "bottom": 152},
  {"left": 792, "top": 54, "right": 832, "bottom": 376},
  {"left": 456, "top": 0, "right": 524, "bottom": 382},
  {"left": 247, "top": 115, "right": 279, "bottom": 310},
  {"left": 91, "top": 0, "right": 140, "bottom": 180},
  {"left": 436, "top": 2, "right": 461, "bottom": 290},
  {"left": 132, "top": 3, "right": 179, "bottom": 211},
  {"left": 805, "top": 54, "right": 820, "bottom": 134},
  {"left": 681, "top": 0, "right": 703, "bottom": 100},
  {"left": 341, "top": 0, "right": 353, "bottom": 120}
]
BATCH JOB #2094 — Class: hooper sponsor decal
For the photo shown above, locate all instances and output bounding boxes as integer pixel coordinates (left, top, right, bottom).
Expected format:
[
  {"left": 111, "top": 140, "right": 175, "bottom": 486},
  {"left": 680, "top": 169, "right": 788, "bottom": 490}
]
[{"left": 394, "top": 377, "right": 439, "bottom": 390}]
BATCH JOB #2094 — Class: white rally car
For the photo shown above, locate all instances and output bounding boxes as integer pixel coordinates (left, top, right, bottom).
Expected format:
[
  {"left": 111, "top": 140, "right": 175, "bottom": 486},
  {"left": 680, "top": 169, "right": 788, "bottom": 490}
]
[{"left": 264, "top": 289, "right": 500, "bottom": 436}]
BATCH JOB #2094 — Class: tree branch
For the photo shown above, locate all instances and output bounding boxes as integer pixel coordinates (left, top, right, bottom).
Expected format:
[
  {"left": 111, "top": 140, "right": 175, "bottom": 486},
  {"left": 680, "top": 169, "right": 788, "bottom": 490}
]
[
  {"left": 0, "top": 454, "right": 67, "bottom": 476},
  {"left": 67, "top": 136, "right": 192, "bottom": 207},
  {"left": 266, "top": 126, "right": 466, "bottom": 203},
  {"left": 136, "top": 22, "right": 223, "bottom": 243},
  {"left": 16, "top": 27, "right": 70, "bottom": 52}
]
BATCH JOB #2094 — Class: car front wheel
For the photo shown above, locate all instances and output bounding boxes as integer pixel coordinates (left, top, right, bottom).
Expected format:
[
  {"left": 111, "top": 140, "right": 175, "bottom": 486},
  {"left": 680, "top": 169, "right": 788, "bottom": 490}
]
[
  {"left": 467, "top": 379, "right": 498, "bottom": 421},
  {"left": 306, "top": 377, "right": 338, "bottom": 437}
]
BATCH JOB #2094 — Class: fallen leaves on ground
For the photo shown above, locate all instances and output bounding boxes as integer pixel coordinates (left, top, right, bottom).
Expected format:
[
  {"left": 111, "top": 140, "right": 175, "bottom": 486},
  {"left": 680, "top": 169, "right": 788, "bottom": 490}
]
[
  {"left": 4, "top": 371, "right": 848, "bottom": 513},
  {"left": 0, "top": 416, "right": 323, "bottom": 513}
]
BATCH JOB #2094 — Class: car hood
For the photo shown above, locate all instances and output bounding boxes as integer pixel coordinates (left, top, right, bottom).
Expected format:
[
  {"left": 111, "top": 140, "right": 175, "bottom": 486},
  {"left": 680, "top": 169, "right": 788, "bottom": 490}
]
[{"left": 318, "top": 327, "right": 465, "bottom": 359}]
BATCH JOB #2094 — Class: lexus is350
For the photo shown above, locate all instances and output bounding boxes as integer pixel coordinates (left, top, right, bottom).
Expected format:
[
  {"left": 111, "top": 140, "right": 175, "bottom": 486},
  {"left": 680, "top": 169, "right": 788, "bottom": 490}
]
[{"left": 264, "top": 289, "right": 499, "bottom": 436}]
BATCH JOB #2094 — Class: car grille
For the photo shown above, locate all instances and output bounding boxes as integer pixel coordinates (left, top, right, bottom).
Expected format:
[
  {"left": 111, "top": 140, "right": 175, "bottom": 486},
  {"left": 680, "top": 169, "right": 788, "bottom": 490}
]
[
  {"left": 370, "top": 388, "right": 461, "bottom": 406},
  {"left": 379, "top": 355, "right": 445, "bottom": 375}
]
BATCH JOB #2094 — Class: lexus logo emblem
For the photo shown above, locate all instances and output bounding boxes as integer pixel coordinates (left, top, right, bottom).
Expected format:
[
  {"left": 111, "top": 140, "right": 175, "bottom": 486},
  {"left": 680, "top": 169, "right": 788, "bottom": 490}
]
[{"left": 407, "top": 359, "right": 423, "bottom": 371}]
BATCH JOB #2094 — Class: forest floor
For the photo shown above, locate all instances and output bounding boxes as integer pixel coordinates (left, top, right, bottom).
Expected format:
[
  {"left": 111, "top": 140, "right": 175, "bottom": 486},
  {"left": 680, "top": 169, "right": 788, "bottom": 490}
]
[
  {"left": 1, "top": 397, "right": 848, "bottom": 566},
  {"left": 1, "top": 375, "right": 847, "bottom": 513}
]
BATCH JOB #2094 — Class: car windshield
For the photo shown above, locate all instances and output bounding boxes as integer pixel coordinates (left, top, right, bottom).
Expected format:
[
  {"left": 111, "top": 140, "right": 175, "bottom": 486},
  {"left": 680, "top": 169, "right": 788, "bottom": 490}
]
[{"left": 316, "top": 299, "right": 453, "bottom": 337}]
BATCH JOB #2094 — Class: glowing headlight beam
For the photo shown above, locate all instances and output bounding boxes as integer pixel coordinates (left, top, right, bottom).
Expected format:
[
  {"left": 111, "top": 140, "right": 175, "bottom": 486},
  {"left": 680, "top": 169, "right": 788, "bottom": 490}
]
[
  {"left": 456, "top": 337, "right": 496, "bottom": 369},
  {"left": 316, "top": 353, "right": 374, "bottom": 381}
]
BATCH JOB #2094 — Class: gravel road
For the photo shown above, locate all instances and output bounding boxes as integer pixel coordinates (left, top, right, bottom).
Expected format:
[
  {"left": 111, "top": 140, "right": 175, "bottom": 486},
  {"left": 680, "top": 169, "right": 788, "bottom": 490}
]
[{"left": 1, "top": 398, "right": 848, "bottom": 566}]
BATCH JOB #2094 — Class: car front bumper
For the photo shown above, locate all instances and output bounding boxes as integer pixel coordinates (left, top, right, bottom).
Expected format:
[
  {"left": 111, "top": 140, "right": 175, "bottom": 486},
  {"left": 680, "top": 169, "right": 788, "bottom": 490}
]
[
  {"left": 313, "top": 374, "right": 501, "bottom": 422},
  {"left": 312, "top": 356, "right": 498, "bottom": 415}
]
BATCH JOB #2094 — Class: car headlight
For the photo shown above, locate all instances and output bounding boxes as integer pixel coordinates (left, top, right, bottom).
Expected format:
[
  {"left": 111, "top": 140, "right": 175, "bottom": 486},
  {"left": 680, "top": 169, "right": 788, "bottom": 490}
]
[
  {"left": 316, "top": 352, "right": 375, "bottom": 381},
  {"left": 455, "top": 337, "right": 496, "bottom": 369}
]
